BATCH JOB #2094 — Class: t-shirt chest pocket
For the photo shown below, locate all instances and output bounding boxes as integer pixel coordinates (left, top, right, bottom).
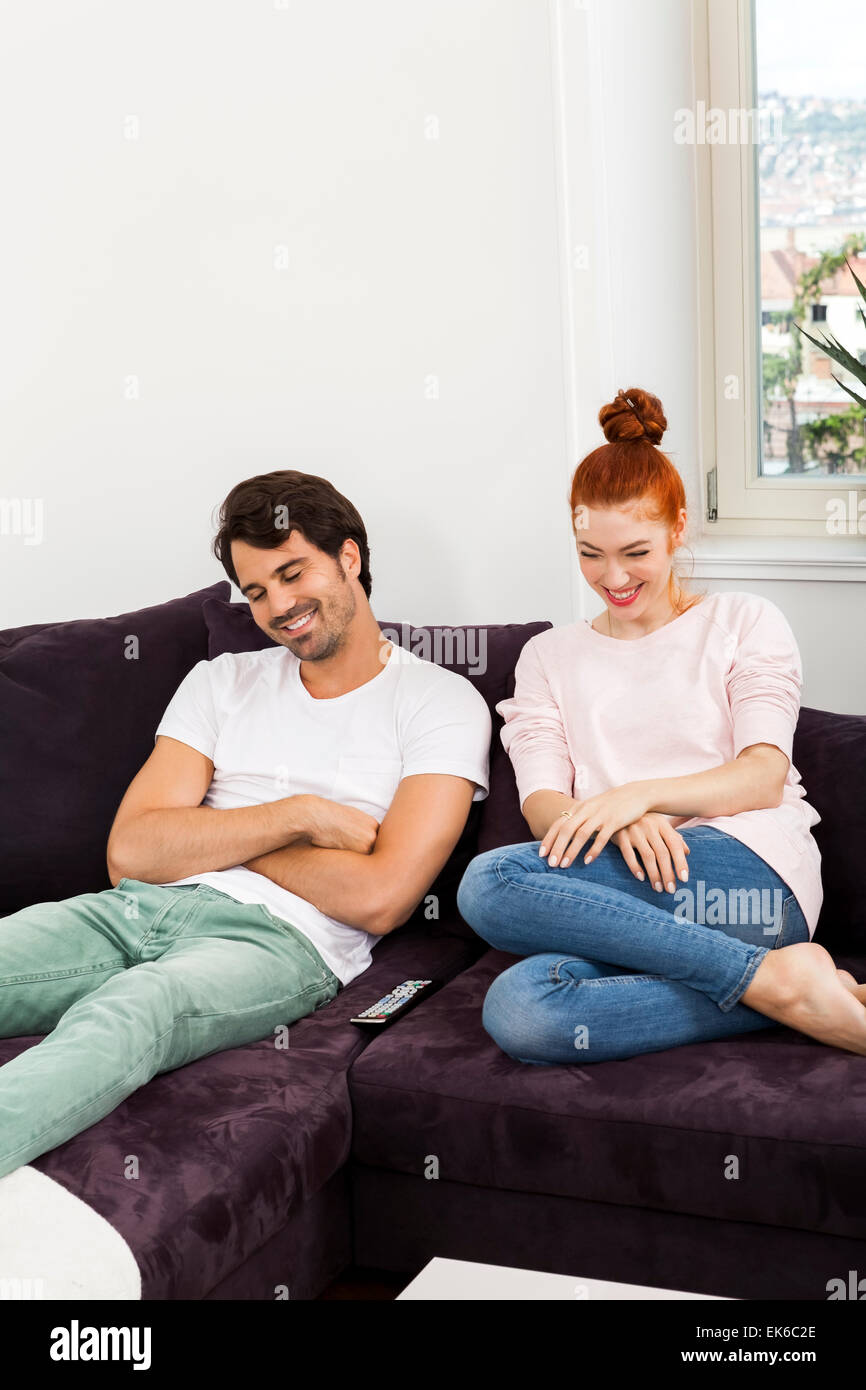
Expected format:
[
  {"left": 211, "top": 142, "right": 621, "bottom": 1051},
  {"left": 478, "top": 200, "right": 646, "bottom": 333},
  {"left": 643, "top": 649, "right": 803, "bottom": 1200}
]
[{"left": 332, "top": 755, "right": 403, "bottom": 815}]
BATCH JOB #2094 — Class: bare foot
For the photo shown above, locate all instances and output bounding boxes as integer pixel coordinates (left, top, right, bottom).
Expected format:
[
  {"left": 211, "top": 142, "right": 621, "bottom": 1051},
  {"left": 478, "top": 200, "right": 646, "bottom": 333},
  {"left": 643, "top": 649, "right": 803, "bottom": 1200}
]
[
  {"left": 741, "top": 943, "right": 866, "bottom": 1055},
  {"left": 838, "top": 969, "right": 866, "bottom": 1006}
]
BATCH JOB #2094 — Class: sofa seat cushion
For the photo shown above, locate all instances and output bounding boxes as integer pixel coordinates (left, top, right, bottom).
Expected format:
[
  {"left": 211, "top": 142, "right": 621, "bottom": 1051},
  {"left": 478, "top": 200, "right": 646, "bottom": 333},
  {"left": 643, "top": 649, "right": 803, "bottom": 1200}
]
[
  {"left": 0, "top": 920, "right": 479, "bottom": 1299},
  {"left": 349, "top": 946, "right": 866, "bottom": 1242}
]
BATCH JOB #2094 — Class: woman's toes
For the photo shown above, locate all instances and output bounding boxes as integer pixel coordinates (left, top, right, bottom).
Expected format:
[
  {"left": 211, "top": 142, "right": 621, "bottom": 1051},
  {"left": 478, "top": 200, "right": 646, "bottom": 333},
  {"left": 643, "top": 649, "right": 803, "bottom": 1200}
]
[
  {"left": 838, "top": 969, "right": 866, "bottom": 1005},
  {"left": 745, "top": 945, "right": 866, "bottom": 1055}
]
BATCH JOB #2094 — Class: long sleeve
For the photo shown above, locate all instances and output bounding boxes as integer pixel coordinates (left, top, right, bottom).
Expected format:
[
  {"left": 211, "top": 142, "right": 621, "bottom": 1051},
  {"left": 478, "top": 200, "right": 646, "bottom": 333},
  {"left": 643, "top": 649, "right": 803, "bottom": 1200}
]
[
  {"left": 494, "top": 637, "right": 575, "bottom": 807},
  {"left": 725, "top": 597, "right": 802, "bottom": 766}
]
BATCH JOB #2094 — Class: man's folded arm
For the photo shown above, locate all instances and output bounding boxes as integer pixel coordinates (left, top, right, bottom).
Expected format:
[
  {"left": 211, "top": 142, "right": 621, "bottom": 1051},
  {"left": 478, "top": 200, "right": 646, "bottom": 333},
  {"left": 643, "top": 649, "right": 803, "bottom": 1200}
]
[
  {"left": 243, "top": 772, "right": 477, "bottom": 936},
  {"left": 106, "top": 735, "right": 318, "bottom": 886}
]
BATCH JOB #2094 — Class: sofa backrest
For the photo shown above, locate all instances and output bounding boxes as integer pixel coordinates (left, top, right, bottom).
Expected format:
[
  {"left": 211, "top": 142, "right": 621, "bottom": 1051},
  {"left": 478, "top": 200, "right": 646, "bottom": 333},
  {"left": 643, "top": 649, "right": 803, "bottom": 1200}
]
[
  {"left": 792, "top": 706, "right": 866, "bottom": 953},
  {"left": 0, "top": 582, "right": 229, "bottom": 915},
  {"left": 3, "top": 589, "right": 863, "bottom": 958}
]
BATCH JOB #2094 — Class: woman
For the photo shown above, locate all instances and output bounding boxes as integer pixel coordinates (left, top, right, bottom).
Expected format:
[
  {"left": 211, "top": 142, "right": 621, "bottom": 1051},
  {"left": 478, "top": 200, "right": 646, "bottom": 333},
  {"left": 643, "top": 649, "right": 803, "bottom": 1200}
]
[{"left": 456, "top": 387, "right": 866, "bottom": 1064}]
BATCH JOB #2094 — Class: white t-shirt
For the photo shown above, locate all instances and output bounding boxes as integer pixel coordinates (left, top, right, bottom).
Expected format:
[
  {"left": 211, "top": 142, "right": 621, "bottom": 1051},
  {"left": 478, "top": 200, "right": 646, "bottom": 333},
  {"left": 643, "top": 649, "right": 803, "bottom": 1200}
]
[{"left": 153, "top": 641, "right": 492, "bottom": 985}]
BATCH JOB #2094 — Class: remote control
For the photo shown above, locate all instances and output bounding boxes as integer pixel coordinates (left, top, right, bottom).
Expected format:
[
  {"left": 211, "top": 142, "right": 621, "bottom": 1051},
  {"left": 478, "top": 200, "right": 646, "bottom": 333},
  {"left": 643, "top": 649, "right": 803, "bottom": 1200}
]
[{"left": 350, "top": 979, "right": 435, "bottom": 1028}]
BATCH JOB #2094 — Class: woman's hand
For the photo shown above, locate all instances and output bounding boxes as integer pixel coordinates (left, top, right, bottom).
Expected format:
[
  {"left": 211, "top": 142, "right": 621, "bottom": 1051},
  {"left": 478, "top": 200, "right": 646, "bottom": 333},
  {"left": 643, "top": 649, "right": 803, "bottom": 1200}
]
[
  {"left": 612, "top": 813, "right": 690, "bottom": 893},
  {"left": 539, "top": 782, "right": 654, "bottom": 867}
]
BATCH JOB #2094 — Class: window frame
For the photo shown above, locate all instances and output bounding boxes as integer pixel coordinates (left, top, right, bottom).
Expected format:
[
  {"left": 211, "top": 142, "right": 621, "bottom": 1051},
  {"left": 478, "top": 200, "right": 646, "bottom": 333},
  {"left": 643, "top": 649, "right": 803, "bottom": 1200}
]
[{"left": 693, "top": 0, "right": 866, "bottom": 537}]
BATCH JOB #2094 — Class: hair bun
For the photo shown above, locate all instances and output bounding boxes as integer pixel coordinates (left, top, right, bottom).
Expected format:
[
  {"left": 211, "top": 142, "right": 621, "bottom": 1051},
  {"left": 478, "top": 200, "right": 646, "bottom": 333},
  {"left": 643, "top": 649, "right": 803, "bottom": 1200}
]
[{"left": 598, "top": 387, "right": 667, "bottom": 445}]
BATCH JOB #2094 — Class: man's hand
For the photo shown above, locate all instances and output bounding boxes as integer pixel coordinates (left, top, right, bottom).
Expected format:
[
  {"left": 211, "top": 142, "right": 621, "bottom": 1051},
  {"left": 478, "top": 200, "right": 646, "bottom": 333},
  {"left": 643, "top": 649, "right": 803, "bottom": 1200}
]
[
  {"left": 612, "top": 813, "right": 690, "bottom": 894},
  {"left": 106, "top": 737, "right": 328, "bottom": 887},
  {"left": 242, "top": 773, "right": 478, "bottom": 936},
  {"left": 299, "top": 795, "right": 380, "bottom": 855},
  {"left": 539, "top": 781, "right": 654, "bottom": 867},
  {"left": 245, "top": 796, "right": 380, "bottom": 875}
]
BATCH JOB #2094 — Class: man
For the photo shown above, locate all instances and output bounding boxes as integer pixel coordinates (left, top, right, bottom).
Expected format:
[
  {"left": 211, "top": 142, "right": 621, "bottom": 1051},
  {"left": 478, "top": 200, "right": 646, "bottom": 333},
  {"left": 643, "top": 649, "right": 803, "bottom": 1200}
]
[{"left": 0, "top": 470, "right": 491, "bottom": 1179}]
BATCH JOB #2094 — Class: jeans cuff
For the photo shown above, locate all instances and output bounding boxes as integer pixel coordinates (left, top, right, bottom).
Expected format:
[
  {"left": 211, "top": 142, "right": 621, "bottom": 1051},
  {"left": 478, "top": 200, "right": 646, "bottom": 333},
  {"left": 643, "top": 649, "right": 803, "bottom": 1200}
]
[{"left": 718, "top": 944, "right": 769, "bottom": 1012}]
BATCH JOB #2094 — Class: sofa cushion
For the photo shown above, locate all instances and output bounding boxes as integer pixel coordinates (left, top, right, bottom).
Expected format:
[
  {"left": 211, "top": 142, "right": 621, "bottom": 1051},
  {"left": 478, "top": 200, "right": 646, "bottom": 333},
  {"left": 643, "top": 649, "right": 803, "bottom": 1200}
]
[
  {"left": 793, "top": 706, "right": 866, "bottom": 954},
  {"left": 0, "top": 915, "right": 479, "bottom": 1299},
  {"left": 0, "top": 619, "right": 61, "bottom": 650},
  {"left": 349, "top": 945, "right": 866, "bottom": 1243},
  {"left": 0, "top": 581, "right": 230, "bottom": 915},
  {"left": 203, "top": 595, "right": 278, "bottom": 657}
]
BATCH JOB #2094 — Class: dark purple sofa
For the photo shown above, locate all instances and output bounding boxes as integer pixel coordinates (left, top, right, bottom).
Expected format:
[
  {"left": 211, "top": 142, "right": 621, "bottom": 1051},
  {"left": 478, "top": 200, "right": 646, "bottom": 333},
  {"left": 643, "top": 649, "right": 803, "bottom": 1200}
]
[{"left": 1, "top": 581, "right": 864, "bottom": 1300}]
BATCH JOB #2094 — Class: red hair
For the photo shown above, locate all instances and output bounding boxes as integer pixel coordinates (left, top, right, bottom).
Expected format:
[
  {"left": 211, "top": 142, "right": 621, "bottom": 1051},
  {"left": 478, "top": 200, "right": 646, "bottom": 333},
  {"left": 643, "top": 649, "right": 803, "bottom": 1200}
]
[{"left": 569, "top": 387, "right": 700, "bottom": 615}]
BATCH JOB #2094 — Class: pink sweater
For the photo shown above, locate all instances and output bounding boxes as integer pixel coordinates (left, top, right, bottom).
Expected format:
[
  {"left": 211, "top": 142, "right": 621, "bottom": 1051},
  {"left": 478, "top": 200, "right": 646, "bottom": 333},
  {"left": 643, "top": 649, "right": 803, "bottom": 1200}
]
[{"left": 495, "top": 591, "right": 823, "bottom": 937}]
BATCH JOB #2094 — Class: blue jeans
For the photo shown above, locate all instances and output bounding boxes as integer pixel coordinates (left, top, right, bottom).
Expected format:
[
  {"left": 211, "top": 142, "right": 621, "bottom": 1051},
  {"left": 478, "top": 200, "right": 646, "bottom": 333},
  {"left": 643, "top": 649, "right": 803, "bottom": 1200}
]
[
  {"left": 0, "top": 878, "right": 340, "bottom": 1179},
  {"left": 456, "top": 827, "right": 811, "bottom": 1065}
]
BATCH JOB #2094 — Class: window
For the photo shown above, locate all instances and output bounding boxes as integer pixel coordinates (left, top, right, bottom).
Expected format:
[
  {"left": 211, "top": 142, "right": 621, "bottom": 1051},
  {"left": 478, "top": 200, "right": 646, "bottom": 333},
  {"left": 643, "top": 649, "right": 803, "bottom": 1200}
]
[{"left": 694, "top": 0, "right": 866, "bottom": 534}]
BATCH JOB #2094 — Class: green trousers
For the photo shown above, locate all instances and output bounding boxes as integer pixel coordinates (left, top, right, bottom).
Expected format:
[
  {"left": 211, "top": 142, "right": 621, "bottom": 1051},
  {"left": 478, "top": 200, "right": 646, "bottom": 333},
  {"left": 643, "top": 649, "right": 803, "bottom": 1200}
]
[{"left": 0, "top": 877, "right": 340, "bottom": 1179}]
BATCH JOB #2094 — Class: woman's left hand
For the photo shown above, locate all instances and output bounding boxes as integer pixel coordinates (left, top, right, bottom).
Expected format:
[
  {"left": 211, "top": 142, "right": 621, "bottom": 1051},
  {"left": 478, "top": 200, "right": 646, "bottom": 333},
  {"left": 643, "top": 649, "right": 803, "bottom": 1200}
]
[{"left": 539, "top": 782, "right": 654, "bottom": 867}]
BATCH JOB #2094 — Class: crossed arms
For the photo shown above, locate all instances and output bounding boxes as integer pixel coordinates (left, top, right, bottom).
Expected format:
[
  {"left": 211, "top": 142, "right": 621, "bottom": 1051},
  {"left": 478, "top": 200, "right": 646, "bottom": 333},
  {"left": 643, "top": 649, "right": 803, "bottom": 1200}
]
[
  {"left": 520, "top": 743, "right": 789, "bottom": 886},
  {"left": 106, "top": 735, "right": 476, "bottom": 936},
  {"left": 521, "top": 743, "right": 788, "bottom": 842}
]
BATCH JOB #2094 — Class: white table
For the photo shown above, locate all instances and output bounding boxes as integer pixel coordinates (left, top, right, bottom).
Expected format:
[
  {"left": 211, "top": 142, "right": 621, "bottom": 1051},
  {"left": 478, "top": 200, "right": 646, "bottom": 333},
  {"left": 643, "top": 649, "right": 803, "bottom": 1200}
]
[{"left": 397, "top": 1256, "right": 731, "bottom": 1300}]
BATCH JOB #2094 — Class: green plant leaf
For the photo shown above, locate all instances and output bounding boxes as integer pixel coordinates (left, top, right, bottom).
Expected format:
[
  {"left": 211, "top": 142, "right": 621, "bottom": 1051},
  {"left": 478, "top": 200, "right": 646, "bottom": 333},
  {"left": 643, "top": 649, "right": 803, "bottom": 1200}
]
[
  {"left": 822, "top": 332, "right": 866, "bottom": 383},
  {"left": 844, "top": 257, "right": 866, "bottom": 308},
  {"left": 831, "top": 374, "right": 866, "bottom": 411},
  {"left": 794, "top": 321, "right": 838, "bottom": 357},
  {"left": 794, "top": 322, "right": 866, "bottom": 384}
]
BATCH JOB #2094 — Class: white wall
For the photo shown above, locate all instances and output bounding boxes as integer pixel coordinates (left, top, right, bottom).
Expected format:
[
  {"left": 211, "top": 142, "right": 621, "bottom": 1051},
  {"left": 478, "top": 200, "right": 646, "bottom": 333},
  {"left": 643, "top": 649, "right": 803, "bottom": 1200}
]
[
  {"left": 1, "top": 0, "right": 573, "bottom": 631},
  {"left": 1, "top": 0, "right": 863, "bottom": 713}
]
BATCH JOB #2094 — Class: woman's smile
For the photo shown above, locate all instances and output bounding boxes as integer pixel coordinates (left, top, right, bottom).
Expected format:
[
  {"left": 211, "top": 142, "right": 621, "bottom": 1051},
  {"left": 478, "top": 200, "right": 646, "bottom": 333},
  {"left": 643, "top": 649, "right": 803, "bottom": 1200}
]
[{"left": 602, "top": 582, "right": 645, "bottom": 606}]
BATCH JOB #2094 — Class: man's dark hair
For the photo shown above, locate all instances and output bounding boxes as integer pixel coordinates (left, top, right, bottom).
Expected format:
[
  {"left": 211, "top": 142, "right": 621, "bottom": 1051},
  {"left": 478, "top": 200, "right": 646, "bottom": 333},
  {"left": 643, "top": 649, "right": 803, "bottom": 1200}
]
[{"left": 212, "top": 470, "right": 372, "bottom": 598}]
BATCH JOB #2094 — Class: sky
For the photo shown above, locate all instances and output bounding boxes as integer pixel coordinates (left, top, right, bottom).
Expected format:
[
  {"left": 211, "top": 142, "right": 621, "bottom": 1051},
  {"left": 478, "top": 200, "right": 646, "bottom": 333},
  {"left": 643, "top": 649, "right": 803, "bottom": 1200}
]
[{"left": 756, "top": 0, "right": 866, "bottom": 99}]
